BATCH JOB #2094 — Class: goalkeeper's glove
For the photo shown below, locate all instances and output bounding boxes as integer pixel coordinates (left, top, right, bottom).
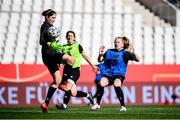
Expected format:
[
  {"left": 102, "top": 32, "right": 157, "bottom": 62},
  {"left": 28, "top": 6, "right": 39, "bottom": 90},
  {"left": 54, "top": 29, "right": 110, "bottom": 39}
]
[{"left": 47, "top": 42, "right": 62, "bottom": 53}]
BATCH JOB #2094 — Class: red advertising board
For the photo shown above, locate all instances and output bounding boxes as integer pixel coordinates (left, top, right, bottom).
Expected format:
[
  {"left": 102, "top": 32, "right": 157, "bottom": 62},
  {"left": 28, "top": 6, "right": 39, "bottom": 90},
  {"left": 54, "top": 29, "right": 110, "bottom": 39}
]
[{"left": 0, "top": 64, "right": 180, "bottom": 106}]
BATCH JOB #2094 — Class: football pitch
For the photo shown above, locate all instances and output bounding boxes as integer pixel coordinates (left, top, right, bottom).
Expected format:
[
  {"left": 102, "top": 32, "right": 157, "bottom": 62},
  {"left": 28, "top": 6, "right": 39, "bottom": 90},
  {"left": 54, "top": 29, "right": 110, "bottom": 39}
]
[{"left": 0, "top": 105, "right": 179, "bottom": 119}]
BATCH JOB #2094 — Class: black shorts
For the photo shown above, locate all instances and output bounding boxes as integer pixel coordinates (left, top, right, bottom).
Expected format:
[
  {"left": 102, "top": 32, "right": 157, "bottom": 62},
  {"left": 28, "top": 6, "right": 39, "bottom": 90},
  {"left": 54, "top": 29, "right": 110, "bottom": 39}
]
[
  {"left": 61, "top": 64, "right": 80, "bottom": 84},
  {"left": 42, "top": 53, "right": 64, "bottom": 74},
  {"left": 102, "top": 75, "right": 125, "bottom": 86},
  {"left": 95, "top": 80, "right": 99, "bottom": 85}
]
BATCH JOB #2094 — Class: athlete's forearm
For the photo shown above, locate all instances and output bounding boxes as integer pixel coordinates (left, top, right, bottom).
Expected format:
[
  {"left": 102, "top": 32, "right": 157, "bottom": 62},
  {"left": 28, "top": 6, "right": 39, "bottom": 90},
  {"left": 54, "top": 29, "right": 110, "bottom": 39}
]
[
  {"left": 131, "top": 50, "right": 140, "bottom": 62},
  {"left": 82, "top": 52, "right": 97, "bottom": 71}
]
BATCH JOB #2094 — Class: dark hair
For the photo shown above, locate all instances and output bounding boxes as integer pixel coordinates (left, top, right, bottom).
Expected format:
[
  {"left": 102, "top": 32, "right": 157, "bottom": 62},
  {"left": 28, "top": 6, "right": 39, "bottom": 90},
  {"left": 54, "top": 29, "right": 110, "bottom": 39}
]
[
  {"left": 66, "top": 31, "right": 76, "bottom": 38},
  {"left": 42, "top": 9, "right": 56, "bottom": 17}
]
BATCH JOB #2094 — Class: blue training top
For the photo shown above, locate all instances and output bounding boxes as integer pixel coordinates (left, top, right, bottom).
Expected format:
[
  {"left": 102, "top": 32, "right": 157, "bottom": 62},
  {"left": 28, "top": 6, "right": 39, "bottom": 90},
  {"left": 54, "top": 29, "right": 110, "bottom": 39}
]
[{"left": 102, "top": 49, "right": 134, "bottom": 77}]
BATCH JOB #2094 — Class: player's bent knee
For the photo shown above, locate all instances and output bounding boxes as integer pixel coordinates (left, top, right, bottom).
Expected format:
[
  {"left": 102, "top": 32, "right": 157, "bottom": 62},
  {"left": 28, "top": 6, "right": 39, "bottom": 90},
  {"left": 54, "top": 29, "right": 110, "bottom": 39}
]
[
  {"left": 114, "top": 82, "right": 122, "bottom": 87},
  {"left": 100, "top": 80, "right": 108, "bottom": 87},
  {"left": 70, "top": 85, "right": 77, "bottom": 96},
  {"left": 71, "top": 90, "right": 77, "bottom": 96},
  {"left": 62, "top": 54, "right": 75, "bottom": 66},
  {"left": 67, "top": 79, "right": 75, "bottom": 85},
  {"left": 51, "top": 84, "right": 58, "bottom": 88}
]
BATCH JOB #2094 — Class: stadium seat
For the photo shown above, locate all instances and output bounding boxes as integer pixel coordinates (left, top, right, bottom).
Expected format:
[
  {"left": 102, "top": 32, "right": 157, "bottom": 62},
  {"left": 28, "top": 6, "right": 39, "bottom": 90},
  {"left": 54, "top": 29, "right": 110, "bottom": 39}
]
[
  {"left": 81, "top": 31, "right": 91, "bottom": 51},
  {"left": 14, "top": 55, "right": 24, "bottom": 64},
  {"left": 9, "top": 13, "right": 20, "bottom": 27},
  {"left": 144, "top": 55, "right": 154, "bottom": 64},
  {"left": 144, "top": 26, "right": 153, "bottom": 35},
  {"left": 134, "top": 14, "right": 143, "bottom": 27},
  {"left": 123, "top": 14, "right": 133, "bottom": 37},
  {"left": 74, "top": 0, "right": 83, "bottom": 13},
  {"left": 0, "top": 0, "right": 179, "bottom": 65},
  {"left": 22, "top": 4, "right": 31, "bottom": 12},
  {"left": 174, "top": 27, "right": 180, "bottom": 35},
  {"left": 84, "top": 0, "right": 93, "bottom": 13},
  {"left": 164, "top": 34, "right": 175, "bottom": 64},
  {"left": 154, "top": 55, "right": 164, "bottom": 64},
  {"left": 36, "top": 56, "right": 43, "bottom": 64},
  {"left": 81, "top": 14, "right": 92, "bottom": 52},
  {"left": 154, "top": 34, "right": 164, "bottom": 64},
  {"left": 3, "top": 46, "right": 14, "bottom": 57},
  {"left": 104, "top": 0, "right": 113, "bottom": 13},
  {"left": 17, "top": 33, "right": 28, "bottom": 47},
  {"left": 113, "top": 14, "right": 123, "bottom": 35},
  {"left": 164, "top": 26, "right": 174, "bottom": 35},
  {"left": 12, "top": 0, "right": 23, "bottom": 12},
  {"left": 72, "top": 14, "right": 82, "bottom": 34},
  {"left": 62, "top": 13, "right": 72, "bottom": 29},
  {"left": 24, "top": 55, "right": 36, "bottom": 64},
  {"left": 0, "top": 13, "right": 9, "bottom": 26},
  {"left": 114, "top": 0, "right": 123, "bottom": 13},
  {"left": 102, "top": 33, "right": 113, "bottom": 49},
  {"left": 27, "top": 34, "right": 39, "bottom": 48},
  {"left": 91, "top": 32, "right": 102, "bottom": 63},
  {"left": 63, "top": 0, "right": 73, "bottom": 12},
  {"left": 6, "top": 33, "right": 17, "bottom": 47},
  {"left": 1, "top": 54, "right": 13, "bottom": 64},
  {"left": 2, "top": 0, "right": 12, "bottom": 5},
  {"left": 144, "top": 35, "right": 153, "bottom": 64},
  {"left": 15, "top": 46, "right": 26, "bottom": 57},
  {"left": 0, "top": 33, "right": 6, "bottom": 48},
  {"left": 20, "top": 13, "right": 31, "bottom": 27},
  {"left": 93, "top": 14, "right": 102, "bottom": 31},
  {"left": 31, "top": 13, "right": 41, "bottom": 26},
  {"left": 0, "top": 47, "right": 4, "bottom": 56},
  {"left": 26, "top": 47, "right": 36, "bottom": 59},
  {"left": 13, "top": 0, "right": 23, "bottom": 5},
  {"left": 94, "top": 0, "right": 103, "bottom": 13},
  {"left": 19, "top": 25, "right": 29, "bottom": 34},
  {"left": 175, "top": 34, "right": 180, "bottom": 64},
  {"left": 154, "top": 26, "right": 164, "bottom": 35},
  {"left": 103, "top": 14, "right": 112, "bottom": 34},
  {"left": 124, "top": 5, "right": 133, "bottom": 13},
  {"left": 53, "top": 0, "right": 63, "bottom": 12},
  {"left": 12, "top": 4, "right": 21, "bottom": 12},
  {"left": 8, "top": 25, "right": 18, "bottom": 34},
  {"left": 0, "top": 55, "right": 2, "bottom": 63},
  {"left": 33, "top": 0, "right": 43, "bottom": 12},
  {"left": 1, "top": 4, "right": 11, "bottom": 11},
  {"left": 0, "top": 26, "right": 7, "bottom": 34}
]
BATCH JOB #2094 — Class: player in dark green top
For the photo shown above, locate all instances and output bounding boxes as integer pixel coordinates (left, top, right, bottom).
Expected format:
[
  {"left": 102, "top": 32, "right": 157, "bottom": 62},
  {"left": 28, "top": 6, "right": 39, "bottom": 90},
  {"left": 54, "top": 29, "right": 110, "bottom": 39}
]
[
  {"left": 39, "top": 9, "right": 75, "bottom": 113},
  {"left": 56, "top": 31, "right": 98, "bottom": 109}
]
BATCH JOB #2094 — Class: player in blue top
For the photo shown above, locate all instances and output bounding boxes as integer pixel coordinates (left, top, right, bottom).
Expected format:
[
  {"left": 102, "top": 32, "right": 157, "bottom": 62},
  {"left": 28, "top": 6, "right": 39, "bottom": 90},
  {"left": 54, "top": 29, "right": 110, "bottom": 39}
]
[{"left": 91, "top": 36, "right": 140, "bottom": 111}]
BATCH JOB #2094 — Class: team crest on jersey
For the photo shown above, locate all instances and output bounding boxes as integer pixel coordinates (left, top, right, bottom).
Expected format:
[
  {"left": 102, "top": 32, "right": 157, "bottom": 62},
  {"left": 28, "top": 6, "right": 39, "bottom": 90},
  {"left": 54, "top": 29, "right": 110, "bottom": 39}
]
[{"left": 114, "top": 54, "right": 119, "bottom": 58}]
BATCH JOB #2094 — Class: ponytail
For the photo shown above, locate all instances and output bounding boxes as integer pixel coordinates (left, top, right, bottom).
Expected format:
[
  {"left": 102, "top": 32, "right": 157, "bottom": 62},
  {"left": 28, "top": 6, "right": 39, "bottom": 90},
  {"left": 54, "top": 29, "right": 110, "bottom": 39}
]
[{"left": 42, "top": 9, "right": 56, "bottom": 17}]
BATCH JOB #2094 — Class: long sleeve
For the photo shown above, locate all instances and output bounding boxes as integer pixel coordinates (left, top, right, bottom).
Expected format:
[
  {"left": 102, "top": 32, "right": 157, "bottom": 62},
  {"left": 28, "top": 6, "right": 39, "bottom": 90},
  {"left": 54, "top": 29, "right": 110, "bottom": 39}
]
[
  {"left": 39, "top": 22, "right": 53, "bottom": 55},
  {"left": 39, "top": 25, "right": 49, "bottom": 46}
]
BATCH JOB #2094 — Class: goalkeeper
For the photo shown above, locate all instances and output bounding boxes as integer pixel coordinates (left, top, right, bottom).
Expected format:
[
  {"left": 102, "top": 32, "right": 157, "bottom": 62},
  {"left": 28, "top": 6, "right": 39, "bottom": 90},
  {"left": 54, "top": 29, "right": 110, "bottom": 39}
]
[{"left": 39, "top": 9, "right": 75, "bottom": 113}]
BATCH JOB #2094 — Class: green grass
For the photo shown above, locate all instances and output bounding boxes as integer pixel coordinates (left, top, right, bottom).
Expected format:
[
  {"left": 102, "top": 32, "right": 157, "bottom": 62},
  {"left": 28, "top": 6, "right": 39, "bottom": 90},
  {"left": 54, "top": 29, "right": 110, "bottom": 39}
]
[{"left": 0, "top": 105, "right": 180, "bottom": 119}]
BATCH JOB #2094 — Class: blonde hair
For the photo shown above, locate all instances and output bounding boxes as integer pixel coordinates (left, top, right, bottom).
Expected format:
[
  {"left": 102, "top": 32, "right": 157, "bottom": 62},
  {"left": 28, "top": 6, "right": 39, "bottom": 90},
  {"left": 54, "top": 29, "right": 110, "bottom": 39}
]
[{"left": 114, "top": 36, "right": 130, "bottom": 49}]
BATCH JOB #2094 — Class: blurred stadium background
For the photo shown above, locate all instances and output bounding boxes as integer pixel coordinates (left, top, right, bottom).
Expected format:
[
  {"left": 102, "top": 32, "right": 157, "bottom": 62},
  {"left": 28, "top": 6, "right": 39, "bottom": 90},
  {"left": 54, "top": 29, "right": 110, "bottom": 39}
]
[
  {"left": 1, "top": 0, "right": 180, "bottom": 64},
  {"left": 0, "top": 0, "right": 180, "bottom": 107}
]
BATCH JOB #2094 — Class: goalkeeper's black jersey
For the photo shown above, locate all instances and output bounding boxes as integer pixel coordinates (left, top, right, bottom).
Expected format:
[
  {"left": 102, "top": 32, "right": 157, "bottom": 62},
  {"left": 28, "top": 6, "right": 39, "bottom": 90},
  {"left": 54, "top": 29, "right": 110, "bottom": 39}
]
[{"left": 39, "top": 21, "right": 54, "bottom": 55}]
